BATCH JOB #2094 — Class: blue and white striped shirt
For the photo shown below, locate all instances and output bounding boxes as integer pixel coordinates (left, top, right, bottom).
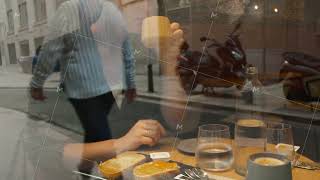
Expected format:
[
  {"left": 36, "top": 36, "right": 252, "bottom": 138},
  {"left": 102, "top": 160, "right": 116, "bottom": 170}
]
[{"left": 30, "top": 0, "right": 135, "bottom": 99}]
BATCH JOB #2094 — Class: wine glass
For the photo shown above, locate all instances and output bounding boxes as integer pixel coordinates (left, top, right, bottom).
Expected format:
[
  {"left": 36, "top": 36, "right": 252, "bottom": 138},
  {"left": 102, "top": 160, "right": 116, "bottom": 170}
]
[
  {"left": 266, "top": 122, "right": 295, "bottom": 163},
  {"left": 195, "top": 124, "right": 233, "bottom": 172}
]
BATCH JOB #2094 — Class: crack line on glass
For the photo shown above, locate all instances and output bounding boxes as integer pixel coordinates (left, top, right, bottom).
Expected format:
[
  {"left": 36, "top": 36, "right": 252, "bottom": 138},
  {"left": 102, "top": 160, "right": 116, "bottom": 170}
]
[
  {"left": 170, "top": 0, "right": 222, "bottom": 152},
  {"left": 31, "top": 33, "right": 79, "bottom": 180}
]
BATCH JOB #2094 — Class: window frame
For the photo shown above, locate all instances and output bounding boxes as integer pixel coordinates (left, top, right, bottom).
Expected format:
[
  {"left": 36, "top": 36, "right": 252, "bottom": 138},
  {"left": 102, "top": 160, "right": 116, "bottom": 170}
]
[
  {"left": 19, "top": 40, "right": 30, "bottom": 57},
  {"left": 34, "top": 0, "right": 47, "bottom": 22},
  {"left": 18, "top": 1, "right": 29, "bottom": 29},
  {"left": 7, "top": 9, "right": 14, "bottom": 34}
]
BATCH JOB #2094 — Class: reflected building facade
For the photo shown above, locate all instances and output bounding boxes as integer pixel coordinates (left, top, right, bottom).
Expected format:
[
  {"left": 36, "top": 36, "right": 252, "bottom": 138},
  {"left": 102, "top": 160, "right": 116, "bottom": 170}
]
[{"left": 0, "top": 0, "right": 68, "bottom": 68}]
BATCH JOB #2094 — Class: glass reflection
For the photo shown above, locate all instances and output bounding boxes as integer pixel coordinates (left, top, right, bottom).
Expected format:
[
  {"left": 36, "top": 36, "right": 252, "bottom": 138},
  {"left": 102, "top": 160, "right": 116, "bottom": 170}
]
[{"left": 0, "top": 0, "right": 319, "bottom": 179}]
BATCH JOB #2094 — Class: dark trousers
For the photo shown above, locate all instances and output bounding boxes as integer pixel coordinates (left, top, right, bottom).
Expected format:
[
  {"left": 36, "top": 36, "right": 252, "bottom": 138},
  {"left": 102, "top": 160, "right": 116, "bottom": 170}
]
[
  {"left": 69, "top": 92, "right": 115, "bottom": 177},
  {"left": 69, "top": 92, "right": 115, "bottom": 143}
]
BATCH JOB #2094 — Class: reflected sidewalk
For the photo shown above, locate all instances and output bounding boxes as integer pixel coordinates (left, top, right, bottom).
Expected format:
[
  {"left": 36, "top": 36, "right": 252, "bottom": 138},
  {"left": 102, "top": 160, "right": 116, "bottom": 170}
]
[
  {"left": 0, "top": 65, "right": 59, "bottom": 89},
  {"left": 0, "top": 106, "right": 82, "bottom": 180},
  {"left": 0, "top": 65, "right": 318, "bottom": 123},
  {"left": 135, "top": 75, "right": 320, "bottom": 123}
]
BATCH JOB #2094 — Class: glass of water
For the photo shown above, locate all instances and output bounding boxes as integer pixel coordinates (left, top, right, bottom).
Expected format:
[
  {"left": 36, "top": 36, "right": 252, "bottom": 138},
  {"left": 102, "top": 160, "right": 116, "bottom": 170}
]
[
  {"left": 196, "top": 124, "right": 234, "bottom": 172},
  {"left": 266, "top": 122, "right": 295, "bottom": 162}
]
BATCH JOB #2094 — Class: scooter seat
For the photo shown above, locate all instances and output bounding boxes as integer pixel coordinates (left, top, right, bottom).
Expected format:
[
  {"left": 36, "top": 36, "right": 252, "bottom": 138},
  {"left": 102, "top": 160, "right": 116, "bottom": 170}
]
[
  {"left": 281, "top": 63, "right": 320, "bottom": 77},
  {"left": 283, "top": 52, "right": 320, "bottom": 70}
]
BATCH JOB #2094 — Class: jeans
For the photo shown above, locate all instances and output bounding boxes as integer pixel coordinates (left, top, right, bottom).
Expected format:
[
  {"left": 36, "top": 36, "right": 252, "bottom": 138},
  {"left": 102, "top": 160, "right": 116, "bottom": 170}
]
[{"left": 69, "top": 92, "right": 115, "bottom": 143}]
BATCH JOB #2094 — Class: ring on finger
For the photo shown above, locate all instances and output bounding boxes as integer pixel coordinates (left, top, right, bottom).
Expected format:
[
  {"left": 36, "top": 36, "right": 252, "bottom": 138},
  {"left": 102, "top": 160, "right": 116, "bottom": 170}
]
[{"left": 146, "top": 129, "right": 154, "bottom": 137}]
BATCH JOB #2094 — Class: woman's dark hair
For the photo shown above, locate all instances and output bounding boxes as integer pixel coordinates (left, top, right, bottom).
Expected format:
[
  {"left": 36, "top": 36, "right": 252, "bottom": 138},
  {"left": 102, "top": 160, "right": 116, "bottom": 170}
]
[{"left": 36, "top": 46, "right": 42, "bottom": 56}]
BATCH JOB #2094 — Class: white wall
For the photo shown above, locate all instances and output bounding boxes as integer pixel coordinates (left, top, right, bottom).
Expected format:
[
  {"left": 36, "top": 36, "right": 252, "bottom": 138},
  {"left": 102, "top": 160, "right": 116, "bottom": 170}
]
[
  {"left": 0, "top": 0, "right": 8, "bottom": 66},
  {"left": 0, "top": 0, "right": 54, "bottom": 65}
]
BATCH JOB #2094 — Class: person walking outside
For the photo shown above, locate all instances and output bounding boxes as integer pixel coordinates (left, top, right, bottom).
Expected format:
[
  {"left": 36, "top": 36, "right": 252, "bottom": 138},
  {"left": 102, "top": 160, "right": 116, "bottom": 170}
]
[{"left": 29, "top": 0, "right": 136, "bottom": 175}]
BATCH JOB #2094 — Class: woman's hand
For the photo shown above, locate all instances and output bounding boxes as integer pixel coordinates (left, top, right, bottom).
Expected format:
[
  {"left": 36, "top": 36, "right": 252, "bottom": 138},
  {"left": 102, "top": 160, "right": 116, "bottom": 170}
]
[
  {"left": 160, "top": 22, "right": 188, "bottom": 130},
  {"left": 30, "top": 87, "right": 47, "bottom": 101},
  {"left": 115, "top": 120, "right": 166, "bottom": 153},
  {"left": 125, "top": 88, "right": 137, "bottom": 103},
  {"left": 160, "top": 22, "right": 185, "bottom": 76}
]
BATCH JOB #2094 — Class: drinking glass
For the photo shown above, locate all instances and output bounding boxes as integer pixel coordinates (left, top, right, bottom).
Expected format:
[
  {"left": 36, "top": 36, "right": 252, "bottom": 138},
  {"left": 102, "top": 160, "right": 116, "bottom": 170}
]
[
  {"left": 234, "top": 119, "right": 266, "bottom": 176},
  {"left": 266, "top": 122, "right": 295, "bottom": 163},
  {"left": 196, "top": 124, "right": 233, "bottom": 172}
]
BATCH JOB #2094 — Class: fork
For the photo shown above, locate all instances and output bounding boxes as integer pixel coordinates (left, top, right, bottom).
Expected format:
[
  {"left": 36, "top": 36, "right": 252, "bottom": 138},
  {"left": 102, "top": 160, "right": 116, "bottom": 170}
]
[{"left": 184, "top": 168, "right": 211, "bottom": 180}]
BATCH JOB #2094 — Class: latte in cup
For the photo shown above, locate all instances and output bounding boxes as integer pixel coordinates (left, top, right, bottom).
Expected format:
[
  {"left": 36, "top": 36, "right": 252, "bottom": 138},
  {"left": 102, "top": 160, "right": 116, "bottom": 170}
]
[
  {"left": 247, "top": 153, "right": 292, "bottom": 180},
  {"left": 254, "top": 157, "right": 285, "bottom": 166},
  {"left": 237, "top": 119, "right": 265, "bottom": 127}
]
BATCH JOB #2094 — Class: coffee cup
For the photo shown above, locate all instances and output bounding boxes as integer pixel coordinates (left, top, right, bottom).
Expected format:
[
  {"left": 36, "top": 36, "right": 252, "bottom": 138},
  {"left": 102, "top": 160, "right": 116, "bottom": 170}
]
[
  {"left": 141, "top": 16, "right": 173, "bottom": 60},
  {"left": 141, "top": 16, "right": 172, "bottom": 48},
  {"left": 247, "top": 152, "right": 292, "bottom": 180}
]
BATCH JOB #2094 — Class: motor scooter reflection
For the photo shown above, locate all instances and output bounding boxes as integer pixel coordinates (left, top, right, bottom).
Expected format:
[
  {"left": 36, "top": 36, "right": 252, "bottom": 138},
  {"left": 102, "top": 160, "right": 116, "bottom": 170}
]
[
  {"left": 177, "top": 22, "right": 247, "bottom": 95},
  {"left": 280, "top": 52, "right": 320, "bottom": 102}
]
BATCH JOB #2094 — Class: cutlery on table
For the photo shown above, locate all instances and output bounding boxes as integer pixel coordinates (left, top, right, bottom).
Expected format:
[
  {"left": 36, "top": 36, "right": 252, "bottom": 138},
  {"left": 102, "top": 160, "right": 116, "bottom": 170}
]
[{"left": 294, "top": 161, "right": 320, "bottom": 171}]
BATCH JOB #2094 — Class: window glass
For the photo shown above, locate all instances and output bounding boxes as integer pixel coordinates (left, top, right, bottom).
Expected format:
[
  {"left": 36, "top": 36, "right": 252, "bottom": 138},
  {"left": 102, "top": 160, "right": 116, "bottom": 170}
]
[
  {"left": 0, "top": 1, "right": 319, "bottom": 180},
  {"left": 19, "top": 40, "right": 30, "bottom": 56},
  {"left": 7, "top": 10, "right": 14, "bottom": 33},
  {"left": 34, "top": 0, "right": 47, "bottom": 22},
  {"left": 7, "top": 43, "right": 17, "bottom": 64},
  {"left": 19, "top": 2, "right": 28, "bottom": 28}
]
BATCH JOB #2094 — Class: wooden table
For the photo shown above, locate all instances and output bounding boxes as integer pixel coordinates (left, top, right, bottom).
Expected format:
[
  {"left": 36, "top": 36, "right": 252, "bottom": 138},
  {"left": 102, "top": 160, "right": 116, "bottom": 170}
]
[{"left": 139, "top": 138, "right": 320, "bottom": 180}]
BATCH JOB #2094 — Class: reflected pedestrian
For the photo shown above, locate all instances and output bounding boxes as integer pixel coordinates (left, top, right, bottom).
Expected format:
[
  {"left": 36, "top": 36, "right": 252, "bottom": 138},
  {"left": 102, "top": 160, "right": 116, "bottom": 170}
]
[
  {"left": 29, "top": 0, "right": 136, "bottom": 177},
  {"left": 32, "top": 46, "right": 42, "bottom": 74}
]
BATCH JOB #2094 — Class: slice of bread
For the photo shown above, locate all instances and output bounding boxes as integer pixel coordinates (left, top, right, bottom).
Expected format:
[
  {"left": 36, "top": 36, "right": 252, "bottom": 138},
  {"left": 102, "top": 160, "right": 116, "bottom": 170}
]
[
  {"left": 98, "top": 152, "right": 146, "bottom": 179},
  {"left": 133, "top": 161, "right": 180, "bottom": 180}
]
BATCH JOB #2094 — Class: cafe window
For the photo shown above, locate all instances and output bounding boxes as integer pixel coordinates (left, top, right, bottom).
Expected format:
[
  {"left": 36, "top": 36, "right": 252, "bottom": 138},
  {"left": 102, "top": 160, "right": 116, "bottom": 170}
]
[
  {"left": 19, "top": 40, "right": 30, "bottom": 56},
  {"left": 34, "top": 36, "right": 45, "bottom": 50},
  {"left": 18, "top": 1, "right": 29, "bottom": 28},
  {"left": 7, "top": 43, "right": 17, "bottom": 64},
  {"left": 0, "top": 1, "right": 320, "bottom": 180},
  {"left": 34, "top": 0, "right": 47, "bottom": 22},
  {"left": 5, "top": 0, "right": 14, "bottom": 34},
  {"left": 7, "top": 10, "right": 14, "bottom": 34}
]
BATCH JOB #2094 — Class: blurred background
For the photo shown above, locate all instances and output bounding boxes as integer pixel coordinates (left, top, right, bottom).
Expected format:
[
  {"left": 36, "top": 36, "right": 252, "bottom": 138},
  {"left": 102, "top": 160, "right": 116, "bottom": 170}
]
[{"left": 0, "top": 0, "right": 319, "bottom": 179}]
